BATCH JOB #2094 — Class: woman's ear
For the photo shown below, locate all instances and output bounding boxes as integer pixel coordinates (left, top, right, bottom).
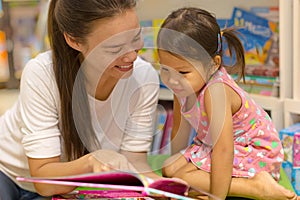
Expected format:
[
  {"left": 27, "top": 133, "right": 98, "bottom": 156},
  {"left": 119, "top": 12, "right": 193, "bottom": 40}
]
[{"left": 64, "top": 33, "right": 82, "bottom": 51}]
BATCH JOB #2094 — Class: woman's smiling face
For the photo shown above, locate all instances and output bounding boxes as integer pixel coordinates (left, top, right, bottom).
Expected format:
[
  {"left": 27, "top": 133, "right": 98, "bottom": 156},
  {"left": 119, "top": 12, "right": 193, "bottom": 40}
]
[{"left": 78, "top": 9, "right": 144, "bottom": 83}]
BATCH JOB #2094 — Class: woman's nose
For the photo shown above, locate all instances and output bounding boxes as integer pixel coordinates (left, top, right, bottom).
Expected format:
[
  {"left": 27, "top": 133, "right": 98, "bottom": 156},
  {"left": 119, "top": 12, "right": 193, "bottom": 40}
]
[
  {"left": 122, "top": 37, "right": 144, "bottom": 62},
  {"left": 121, "top": 50, "right": 138, "bottom": 62}
]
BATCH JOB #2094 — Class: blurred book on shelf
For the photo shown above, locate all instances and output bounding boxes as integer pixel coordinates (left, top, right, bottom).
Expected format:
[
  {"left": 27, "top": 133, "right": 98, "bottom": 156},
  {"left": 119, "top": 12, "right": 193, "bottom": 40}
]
[
  {"left": 138, "top": 19, "right": 164, "bottom": 70},
  {"left": 279, "top": 123, "right": 300, "bottom": 195},
  {"left": 0, "top": 30, "right": 9, "bottom": 84},
  {"left": 150, "top": 101, "right": 198, "bottom": 155},
  {"left": 150, "top": 104, "right": 167, "bottom": 155},
  {"left": 159, "top": 108, "right": 173, "bottom": 155},
  {"left": 0, "top": 0, "right": 49, "bottom": 86},
  {"left": 232, "top": 74, "right": 279, "bottom": 97},
  {"left": 217, "top": 6, "right": 279, "bottom": 97},
  {"left": 7, "top": 1, "right": 40, "bottom": 79}
]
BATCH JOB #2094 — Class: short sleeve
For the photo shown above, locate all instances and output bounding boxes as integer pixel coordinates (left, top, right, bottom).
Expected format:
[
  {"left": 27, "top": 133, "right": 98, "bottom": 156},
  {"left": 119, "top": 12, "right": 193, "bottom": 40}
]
[{"left": 19, "top": 54, "right": 61, "bottom": 158}]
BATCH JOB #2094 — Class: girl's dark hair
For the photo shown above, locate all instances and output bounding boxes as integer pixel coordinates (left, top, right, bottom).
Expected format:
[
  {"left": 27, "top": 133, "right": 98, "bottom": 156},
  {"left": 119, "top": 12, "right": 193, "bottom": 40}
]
[
  {"left": 48, "top": 0, "right": 136, "bottom": 161},
  {"left": 157, "top": 7, "right": 245, "bottom": 81}
]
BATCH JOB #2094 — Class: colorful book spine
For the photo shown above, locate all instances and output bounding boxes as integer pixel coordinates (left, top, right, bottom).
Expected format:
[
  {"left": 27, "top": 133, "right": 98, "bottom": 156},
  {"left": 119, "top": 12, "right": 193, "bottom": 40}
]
[
  {"left": 159, "top": 109, "right": 173, "bottom": 155},
  {"left": 151, "top": 105, "right": 167, "bottom": 155},
  {"left": 0, "top": 31, "right": 9, "bottom": 83}
]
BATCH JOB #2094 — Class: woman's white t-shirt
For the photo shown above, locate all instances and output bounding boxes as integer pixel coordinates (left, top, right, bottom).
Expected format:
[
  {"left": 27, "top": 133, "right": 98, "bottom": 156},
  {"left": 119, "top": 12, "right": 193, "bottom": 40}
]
[{"left": 0, "top": 51, "right": 159, "bottom": 192}]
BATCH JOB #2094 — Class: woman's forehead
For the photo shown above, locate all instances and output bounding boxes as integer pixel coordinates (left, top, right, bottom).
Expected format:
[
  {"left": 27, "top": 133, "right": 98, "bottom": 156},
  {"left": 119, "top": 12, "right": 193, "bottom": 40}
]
[{"left": 89, "top": 9, "right": 140, "bottom": 44}]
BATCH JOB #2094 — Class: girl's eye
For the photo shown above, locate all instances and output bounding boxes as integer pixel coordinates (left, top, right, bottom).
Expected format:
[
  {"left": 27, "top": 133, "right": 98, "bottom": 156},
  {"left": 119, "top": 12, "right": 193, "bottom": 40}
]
[
  {"left": 179, "top": 71, "right": 189, "bottom": 74},
  {"left": 160, "top": 67, "right": 169, "bottom": 72}
]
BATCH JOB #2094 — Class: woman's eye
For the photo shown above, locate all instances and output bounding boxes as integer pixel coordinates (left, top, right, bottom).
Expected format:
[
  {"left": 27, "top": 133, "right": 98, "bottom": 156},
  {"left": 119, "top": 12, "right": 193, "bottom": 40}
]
[
  {"left": 106, "top": 48, "right": 122, "bottom": 54},
  {"left": 132, "top": 36, "right": 141, "bottom": 43}
]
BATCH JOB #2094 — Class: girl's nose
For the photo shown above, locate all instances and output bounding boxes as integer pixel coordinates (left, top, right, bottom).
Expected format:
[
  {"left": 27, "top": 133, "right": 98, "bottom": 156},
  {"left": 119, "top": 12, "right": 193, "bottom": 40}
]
[{"left": 168, "top": 76, "right": 179, "bottom": 85}]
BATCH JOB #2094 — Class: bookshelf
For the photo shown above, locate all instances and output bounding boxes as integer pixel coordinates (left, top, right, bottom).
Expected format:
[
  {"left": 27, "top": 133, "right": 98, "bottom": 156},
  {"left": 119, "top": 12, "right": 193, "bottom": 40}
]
[
  {"left": 0, "top": 0, "right": 43, "bottom": 88},
  {"left": 284, "top": 99, "right": 300, "bottom": 127},
  {"left": 158, "top": 88, "right": 173, "bottom": 101},
  {"left": 284, "top": 0, "right": 300, "bottom": 127},
  {"left": 293, "top": 0, "right": 300, "bottom": 100}
]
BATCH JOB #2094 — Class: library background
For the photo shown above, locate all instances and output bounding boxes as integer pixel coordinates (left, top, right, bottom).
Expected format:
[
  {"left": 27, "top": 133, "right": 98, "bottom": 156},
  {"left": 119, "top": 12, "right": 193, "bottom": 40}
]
[{"left": 0, "top": 0, "right": 299, "bottom": 195}]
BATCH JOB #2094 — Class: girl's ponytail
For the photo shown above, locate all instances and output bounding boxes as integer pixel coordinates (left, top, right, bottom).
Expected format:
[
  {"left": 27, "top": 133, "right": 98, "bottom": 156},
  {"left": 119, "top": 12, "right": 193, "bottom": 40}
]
[{"left": 221, "top": 28, "right": 245, "bottom": 82}]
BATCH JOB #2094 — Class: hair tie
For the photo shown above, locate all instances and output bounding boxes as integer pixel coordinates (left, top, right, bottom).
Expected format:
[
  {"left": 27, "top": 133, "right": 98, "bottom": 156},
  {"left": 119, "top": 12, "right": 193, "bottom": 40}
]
[{"left": 216, "top": 33, "right": 222, "bottom": 54}]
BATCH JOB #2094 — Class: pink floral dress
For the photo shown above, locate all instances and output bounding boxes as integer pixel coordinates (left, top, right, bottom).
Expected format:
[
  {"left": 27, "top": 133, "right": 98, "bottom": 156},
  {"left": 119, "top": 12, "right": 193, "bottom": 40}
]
[{"left": 181, "top": 67, "right": 284, "bottom": 180}]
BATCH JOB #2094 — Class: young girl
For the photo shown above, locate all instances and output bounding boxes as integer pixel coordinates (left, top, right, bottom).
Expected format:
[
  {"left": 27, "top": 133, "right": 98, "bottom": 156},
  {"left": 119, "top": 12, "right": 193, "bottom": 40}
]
[{"left": 157, "top": 7, "right": 299, "bottom": 200}]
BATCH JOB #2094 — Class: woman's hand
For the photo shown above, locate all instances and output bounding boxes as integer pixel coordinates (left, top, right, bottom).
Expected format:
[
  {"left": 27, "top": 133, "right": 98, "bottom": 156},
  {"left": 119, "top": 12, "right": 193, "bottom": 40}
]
[
  {"left": 27, "top": 149, "right": 136, "bottom": 196},
  {"left": 88, "top": 149, "right": 137, "bottom": 173}
]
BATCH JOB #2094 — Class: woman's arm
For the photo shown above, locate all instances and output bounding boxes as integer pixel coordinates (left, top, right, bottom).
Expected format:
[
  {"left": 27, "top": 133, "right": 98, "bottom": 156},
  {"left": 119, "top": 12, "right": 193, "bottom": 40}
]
[
  {"left": 27, "top": 153, "right": 109, "bottom": 196},
  {"left": 171, "top": 95, "right": 192, "bottom": 155},
  {"left": 204, "top": 83, "right": 234, "bottom": 199}
]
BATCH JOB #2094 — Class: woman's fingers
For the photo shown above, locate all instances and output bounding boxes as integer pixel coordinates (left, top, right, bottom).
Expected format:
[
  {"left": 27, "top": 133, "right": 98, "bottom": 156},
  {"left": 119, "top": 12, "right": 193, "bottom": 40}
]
[{"left": 93, "top": 163, "right": 113, "bottom": 173}]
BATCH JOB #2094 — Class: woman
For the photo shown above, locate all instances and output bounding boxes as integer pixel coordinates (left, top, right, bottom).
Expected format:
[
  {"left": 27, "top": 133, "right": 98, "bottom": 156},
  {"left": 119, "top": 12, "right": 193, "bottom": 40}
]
[{"left": 0, "top": 0, "right": 160, "bottom": 199}]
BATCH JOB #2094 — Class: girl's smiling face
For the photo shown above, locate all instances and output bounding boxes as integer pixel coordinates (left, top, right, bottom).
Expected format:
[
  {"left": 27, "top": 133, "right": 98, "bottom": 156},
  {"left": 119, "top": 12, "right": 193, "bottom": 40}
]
[{"left": 158, "top": 50, "right": 207, "bottom": 97}]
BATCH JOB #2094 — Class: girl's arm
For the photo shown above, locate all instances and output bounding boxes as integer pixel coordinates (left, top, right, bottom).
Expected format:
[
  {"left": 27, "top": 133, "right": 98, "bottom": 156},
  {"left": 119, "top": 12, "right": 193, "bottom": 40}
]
[
  {"left": 171, "top": 95, "right": 192, "bottom": 154},
  {"left": 204, "top": 83, "right": 234, "bottom": 200}
]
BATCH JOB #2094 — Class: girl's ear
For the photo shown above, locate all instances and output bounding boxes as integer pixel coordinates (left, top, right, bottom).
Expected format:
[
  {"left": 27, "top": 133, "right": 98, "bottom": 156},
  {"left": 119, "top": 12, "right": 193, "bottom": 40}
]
[
  {"left": 64, "top": 33, "right": 82, "bottom": 51},
  {"left": 209, "top": 55, "right": 221, "bottom": 78},
  {"left": 213, "top": 55, "right": 221, "bottom": 67}
]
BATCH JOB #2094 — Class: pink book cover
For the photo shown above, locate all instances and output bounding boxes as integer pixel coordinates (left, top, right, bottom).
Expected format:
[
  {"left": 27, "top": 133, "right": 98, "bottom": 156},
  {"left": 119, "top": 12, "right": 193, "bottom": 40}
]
[
  {"left": 294, "top": 133, "right": 300, "bottom": 167},
  {"left": 16, "top": 171, "right": 192, "bottom": 199},
  {"left": 52, "top": 190, "right": 150, "bottom": 199}
]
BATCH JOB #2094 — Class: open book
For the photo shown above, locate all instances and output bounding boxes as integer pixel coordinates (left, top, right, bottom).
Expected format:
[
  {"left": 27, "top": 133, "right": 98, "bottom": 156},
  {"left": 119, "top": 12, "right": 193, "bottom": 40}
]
[{"left": 16, "top": 171, "right": 193, "bottom": 199}]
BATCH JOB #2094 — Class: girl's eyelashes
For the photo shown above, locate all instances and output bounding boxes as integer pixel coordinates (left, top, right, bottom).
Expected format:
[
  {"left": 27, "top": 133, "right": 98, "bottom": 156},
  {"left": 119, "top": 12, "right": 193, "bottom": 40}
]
[
  {"left": 160, "top": 66, "right": 189, "bottom": 75},
  {"left": 179, "top": 71, "right": 189, "bottom": 74},
  {"left": 160, "top": 66, "right": 169, "bottom": 72}
]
